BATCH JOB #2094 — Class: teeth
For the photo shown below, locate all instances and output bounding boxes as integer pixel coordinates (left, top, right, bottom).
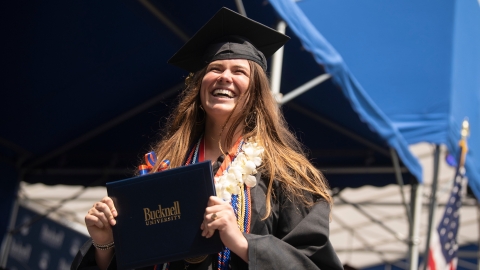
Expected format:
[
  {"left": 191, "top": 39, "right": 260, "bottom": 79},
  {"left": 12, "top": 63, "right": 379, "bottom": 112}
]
[{"left": 212, "top": 89, "right": 234, "bottom": 98}]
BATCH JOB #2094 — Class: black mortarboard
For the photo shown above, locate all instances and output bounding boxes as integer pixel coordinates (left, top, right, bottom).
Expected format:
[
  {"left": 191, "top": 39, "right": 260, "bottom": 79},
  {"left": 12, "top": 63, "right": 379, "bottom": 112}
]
[{"left": 168, "top": 7, "right": 290, "bottom": 72}]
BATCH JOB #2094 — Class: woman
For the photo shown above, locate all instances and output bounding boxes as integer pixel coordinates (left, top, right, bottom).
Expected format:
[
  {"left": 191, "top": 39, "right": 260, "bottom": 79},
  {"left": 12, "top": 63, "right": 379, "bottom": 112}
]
[{"left": 72, "top": 7, "right": 343, "bottom": 270}]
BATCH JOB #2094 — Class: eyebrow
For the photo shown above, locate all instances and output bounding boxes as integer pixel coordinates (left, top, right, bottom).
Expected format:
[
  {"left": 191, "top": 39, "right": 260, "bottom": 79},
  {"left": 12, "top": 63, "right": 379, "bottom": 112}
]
[
  {"left": 232, "top": 65, "right": 249, "bottom": 70},
  {"left": 208, "top": 63, "right": 250, "bottom": 70}
]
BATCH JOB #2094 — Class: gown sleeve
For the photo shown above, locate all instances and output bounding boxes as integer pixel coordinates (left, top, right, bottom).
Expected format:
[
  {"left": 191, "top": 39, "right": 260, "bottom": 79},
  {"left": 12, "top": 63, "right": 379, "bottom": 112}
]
[
  {"left": 70, "top": 239, "right": 153, "bottom": 270},
  {"left": 244, "top": 175, "right": 343, "bottom": 270},
  {"left": 71, "top": 239, "right": 116, "bottom": 270}
]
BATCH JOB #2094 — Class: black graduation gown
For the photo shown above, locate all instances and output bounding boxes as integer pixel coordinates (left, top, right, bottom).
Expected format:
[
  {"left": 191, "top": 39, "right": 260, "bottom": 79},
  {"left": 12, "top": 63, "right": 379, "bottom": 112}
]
[{"left": 71, "top": 156, "right": 343, "bottom": 270}]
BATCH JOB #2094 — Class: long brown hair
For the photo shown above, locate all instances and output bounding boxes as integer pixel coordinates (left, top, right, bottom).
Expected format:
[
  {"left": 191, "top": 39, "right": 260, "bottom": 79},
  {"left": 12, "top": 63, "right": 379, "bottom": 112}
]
[{"left": 150, "top": 61, "right": 332, "bottom": 217}]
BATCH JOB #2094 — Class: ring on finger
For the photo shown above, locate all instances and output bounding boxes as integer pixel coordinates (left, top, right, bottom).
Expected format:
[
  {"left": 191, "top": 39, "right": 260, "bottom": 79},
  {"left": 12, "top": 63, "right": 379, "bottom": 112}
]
[{"left": 211, "top": 212, "right": 219, "bottom": 220}]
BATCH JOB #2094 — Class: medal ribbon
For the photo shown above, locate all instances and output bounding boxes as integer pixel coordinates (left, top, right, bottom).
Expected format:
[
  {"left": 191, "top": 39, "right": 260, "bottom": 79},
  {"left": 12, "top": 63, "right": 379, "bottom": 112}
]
[{"left": 160, "top": 136, "right": 252, "bottom": 270}]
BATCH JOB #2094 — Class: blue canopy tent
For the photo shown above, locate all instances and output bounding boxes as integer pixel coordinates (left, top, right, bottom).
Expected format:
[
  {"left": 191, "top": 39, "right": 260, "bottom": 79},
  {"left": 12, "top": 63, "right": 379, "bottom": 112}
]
[
  {"left": 0, "top": 0, "right": 435, "bottom": 268},
  {"left": 275, "top": 0, "right": 480, "bottom": 199},
  {"left": 268, "top": 0, "right": 480, "bottom": 268}
]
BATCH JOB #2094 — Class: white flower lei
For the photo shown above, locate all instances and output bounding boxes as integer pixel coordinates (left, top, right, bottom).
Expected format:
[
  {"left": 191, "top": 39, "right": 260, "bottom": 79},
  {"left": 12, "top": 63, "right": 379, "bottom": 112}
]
[{"left": 215, "top": 138, "right": 264, "bottom": 202}]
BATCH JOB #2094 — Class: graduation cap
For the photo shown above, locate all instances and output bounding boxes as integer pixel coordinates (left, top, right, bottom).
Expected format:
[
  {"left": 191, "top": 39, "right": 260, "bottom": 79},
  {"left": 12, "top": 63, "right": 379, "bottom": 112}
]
[{"left": 168, "top": 7, "right": 290, "bottom": 72}]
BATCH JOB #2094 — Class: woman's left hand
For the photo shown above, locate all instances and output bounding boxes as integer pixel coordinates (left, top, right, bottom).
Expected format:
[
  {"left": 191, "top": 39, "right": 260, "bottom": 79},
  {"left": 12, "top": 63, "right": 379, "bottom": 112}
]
[{"left": 201, "top": 196, "right": 249, "bottom": 262}]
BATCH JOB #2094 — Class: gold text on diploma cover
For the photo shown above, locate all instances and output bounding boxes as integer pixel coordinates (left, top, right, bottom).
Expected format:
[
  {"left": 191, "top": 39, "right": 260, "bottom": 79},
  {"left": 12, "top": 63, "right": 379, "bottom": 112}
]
[{"left": 143, "top": 201, "right": 181, "bottom": 226}]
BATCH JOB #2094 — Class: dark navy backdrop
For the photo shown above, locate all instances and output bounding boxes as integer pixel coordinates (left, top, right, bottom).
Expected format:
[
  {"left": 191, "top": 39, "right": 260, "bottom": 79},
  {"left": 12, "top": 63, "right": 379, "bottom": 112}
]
[{"left": 6, "top": 205, "right": 88, "bottom": 270}]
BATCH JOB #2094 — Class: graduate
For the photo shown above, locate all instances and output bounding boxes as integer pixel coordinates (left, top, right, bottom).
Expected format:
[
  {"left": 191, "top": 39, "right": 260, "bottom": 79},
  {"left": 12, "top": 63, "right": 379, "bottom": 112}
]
[{"left": 72, "top": 7, "right": 343, "bottom": 270}]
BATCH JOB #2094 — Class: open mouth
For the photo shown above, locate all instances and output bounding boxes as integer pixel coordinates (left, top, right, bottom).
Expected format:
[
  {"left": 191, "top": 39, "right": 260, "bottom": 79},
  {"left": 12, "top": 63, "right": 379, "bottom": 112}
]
[{"left": 212, "top": 89, "right": 235, "bottom": 98}]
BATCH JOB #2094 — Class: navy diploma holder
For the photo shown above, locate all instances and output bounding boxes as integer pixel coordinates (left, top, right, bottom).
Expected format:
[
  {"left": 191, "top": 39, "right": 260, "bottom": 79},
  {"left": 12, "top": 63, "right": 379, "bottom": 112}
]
[{"left": 106, "top": 161, "right": 223, "bottom": 270}]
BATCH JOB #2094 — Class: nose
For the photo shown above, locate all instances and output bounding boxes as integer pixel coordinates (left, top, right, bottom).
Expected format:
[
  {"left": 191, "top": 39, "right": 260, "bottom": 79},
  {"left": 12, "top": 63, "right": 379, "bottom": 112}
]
[{"left": 217, "top": 70, "right": 232, "bottom": 83}]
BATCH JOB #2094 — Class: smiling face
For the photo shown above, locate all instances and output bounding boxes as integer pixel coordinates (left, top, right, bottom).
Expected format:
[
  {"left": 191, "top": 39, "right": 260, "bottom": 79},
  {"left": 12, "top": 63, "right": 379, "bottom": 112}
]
[{"left": 200, "top": 59, "right": 251, "bottom": 124}]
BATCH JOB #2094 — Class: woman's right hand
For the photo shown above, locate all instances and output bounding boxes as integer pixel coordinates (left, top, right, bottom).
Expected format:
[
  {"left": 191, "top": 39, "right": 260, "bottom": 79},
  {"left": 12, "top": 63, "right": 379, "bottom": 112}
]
[{"left": 85, "top": 196, "right": 118, "bottom": 245}]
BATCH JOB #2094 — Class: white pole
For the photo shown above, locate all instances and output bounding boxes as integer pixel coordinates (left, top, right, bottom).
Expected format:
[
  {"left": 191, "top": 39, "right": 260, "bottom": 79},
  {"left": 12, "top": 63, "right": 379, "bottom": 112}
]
[
  {"left": 279, "top": 74, "right": 331, "bottom": 105},
  {"left": 234, "top": 0, "right": 247, "bottom": 16},
  {"left": 270, "top": 20, "right": 287, "bottom": 103},
  {"left": 409, "top": 182, "right": 423, "bottom": 270},
  {"left": 423, "top": 145, "right": 441, "bottom": 270}
]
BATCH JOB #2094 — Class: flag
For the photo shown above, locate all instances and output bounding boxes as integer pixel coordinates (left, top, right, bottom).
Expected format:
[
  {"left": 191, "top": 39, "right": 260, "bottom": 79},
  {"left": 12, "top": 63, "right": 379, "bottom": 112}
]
[
  {"left": 427, "top": 120, "right": 469, "bottom": 270},
  {"left": 426, "top": 167, "right": 466, "bottom": 270}
]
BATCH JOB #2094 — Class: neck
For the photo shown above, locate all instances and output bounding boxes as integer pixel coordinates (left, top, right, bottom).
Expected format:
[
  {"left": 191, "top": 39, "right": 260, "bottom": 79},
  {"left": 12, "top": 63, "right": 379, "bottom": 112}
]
[{"left": 204, "top": 118, "right": 243, "bottom": 160}]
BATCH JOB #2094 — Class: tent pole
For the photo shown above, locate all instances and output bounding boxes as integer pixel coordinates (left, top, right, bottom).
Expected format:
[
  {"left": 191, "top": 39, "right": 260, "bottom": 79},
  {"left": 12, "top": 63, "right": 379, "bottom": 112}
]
[
  {"left": 138, "top": 0, "right": 189, "bottom": 42},
  {"left": 0, "top": 175, "right": 20, "bottom": 267},
  {"left": 234, "top": 0, "right": 247, "bottom": 16},
  {"left": 23, "top": 83, "right": 182, "bottom": 172},
  {"left": 339, "top": 196, "right": 407, "bottom": 242},
  {"left": 422, "top": 144, "right": 440, "bottom": 270},
  {"left": 478, "top": 202, "right": 480, "bottom": 270},
  {"left": 270, "top": 20, "right": 287, "bottom": 102},
  {"left": 287, "top": 102, "right": 391, "bottom": 157},
  {"left": 316, "top": 166, "right": 408, "bottom": 174},
  {"left": 331, "top": 212, "right": 391, "bottom": 264},
  {"left": 408, "top": 181, "right": 423, "bottom": 270},
  {"left": 0, "top": 137, "right": 31, "bottom": 159},
  {"left": 390, "top": 148, "right": 413, "bottom": 225},
  {"left": 335, "top": 201, "right": 477, "bottom": 207},
  {"left": 279, "top": 74, "right": 331, "bottom": 105}
]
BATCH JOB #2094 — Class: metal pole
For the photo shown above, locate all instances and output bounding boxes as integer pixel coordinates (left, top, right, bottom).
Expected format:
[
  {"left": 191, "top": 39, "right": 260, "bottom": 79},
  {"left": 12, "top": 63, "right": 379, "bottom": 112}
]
[
  {"left": 331, "top": 212, "right": 390, "bottom": 263},
  {"left": 408, "top": 181, "right": 423, "bottom": 270},
  {"left": 339, "top": 197, "right": 407, "bottom": 242},
  {"left": 24, "top": 83, "right": 181, "bottom": 172},
  {"left": 234, "top": 0, "right": 247, "bottom": 16},
  {"left": 279, "top": 74, "right": 331, "bottom": 105},
  {"left": 477, "top": 202, "right": 480, "bottom": 270},
  {"left": 270, "top": 20, "right": 287, "bottom": 102},
  {"left": 0, "top": 179, "right": 20, "bottom": 267},
  {"left": 138, "top": 0, "right": 189, "bottom": 42},
  {"left": 390, "top": 148, "right": 413, "bottom": 226},
  {"left": 422, "top": 144, "right": 441, "bottom": 270},
  {"left": 286, "top": 102, "right": 391, "bottom": 157}
]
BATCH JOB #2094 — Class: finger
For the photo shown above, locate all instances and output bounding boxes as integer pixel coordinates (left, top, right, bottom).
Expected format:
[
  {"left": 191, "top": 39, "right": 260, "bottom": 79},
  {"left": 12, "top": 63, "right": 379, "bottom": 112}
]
[
  {"left": 94, "top": 202, "right": 116, "bottom": 226},
  {"left": 90, "top": 208, "right": 111, "bottom": 228},
  {"left": 204, "top": 204, "right": 229, "bottom": 217},
  {"left": 205, "top": 197, "right": 229, "bottom": 215},
  {"left": 207, "top": 196, "right": 217, "bottom": 207},
  {"left": 201, "top": 208, "right": 211, "bottom": 236},
  {"left": 210, "top": 212, "right": 220, "bottom": 221},
  {"left": 211, "top": 196, "right": 226, "bottom": 204},
  {"left": 201, "top": 212, "right": 215, "bottom": 237},
  {"left": 208, "top": 196, "right": 226, "bottom": 206},
  {"left": 202, "top": 224, "right": 216, "bottom": 238},
  {"left": 94, "top": 202, "right": 115, "bottom": 226},
  {"left": 85, "top": 212, "right": 104, "bottom": 229},
  {"left": 203, "top": 205, "right": 222, "bottom": 226},
  {"left": 204, "top": 224, "right": 216, "bottom": 238},
  {"left": 201, "top": 214, "right": 214, "bottom": 237},
  {"left": 101, "top": 197, "right": 118, "bottom": 217},
  {"left": 203, "top": 212, "right": 221, "bottom": 238},
  {"left": 206, "top": 226, "right": 216, "bottom": 238},
  {"left": 201, "top": 220, "right": 208, "bottom": 237}
]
